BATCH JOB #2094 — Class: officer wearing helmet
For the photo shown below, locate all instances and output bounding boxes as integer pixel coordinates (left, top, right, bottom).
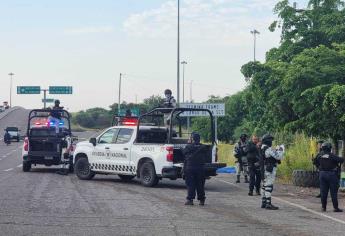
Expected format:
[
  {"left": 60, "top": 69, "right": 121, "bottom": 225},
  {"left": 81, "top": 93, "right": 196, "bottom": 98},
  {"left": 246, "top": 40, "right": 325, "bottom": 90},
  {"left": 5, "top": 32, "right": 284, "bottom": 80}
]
[
  {"left": 49, "top": 100, "right": 64, "bottom": 134},
  {"left": 233, "top": 134, "right": 249, "bottom": 183},
  {"left": 163, "top": 89, "right": 176, "bottom": 108},
  {"left": 260, "top": 134, "right": 284, "bottom": 210},
  {"left": 183, "top": 132, "right": 207, "bottom": 206},
  {"left": 313, "top": 142, "right": 344, "bottom": 212}
]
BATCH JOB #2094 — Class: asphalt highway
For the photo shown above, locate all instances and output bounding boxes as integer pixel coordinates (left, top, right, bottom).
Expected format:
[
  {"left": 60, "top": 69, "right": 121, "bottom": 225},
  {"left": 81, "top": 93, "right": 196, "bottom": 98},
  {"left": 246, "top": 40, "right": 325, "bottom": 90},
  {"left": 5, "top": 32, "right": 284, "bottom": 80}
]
[{"left": 0, "top": 108, "right": 345, "bottom": 236}]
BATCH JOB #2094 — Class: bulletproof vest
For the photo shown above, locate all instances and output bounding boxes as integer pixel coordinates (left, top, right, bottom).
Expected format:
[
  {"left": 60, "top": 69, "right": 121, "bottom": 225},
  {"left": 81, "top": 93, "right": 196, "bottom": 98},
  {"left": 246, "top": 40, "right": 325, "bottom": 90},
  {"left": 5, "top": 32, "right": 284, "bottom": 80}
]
[
  {"left": 51, "top": 107, "right": 62, "bottom": 119},
  {"left": 262, "top": 145, "right": 278, "bottom": 166},
  {"left": 318, "top": 153, "right": 339, "bottom": 171},
  {"left": 184, "top": 144, "right": 206, "bottom": 169},
  {"left": 246, "top": 141, "right": 259, "bottom": 163}
]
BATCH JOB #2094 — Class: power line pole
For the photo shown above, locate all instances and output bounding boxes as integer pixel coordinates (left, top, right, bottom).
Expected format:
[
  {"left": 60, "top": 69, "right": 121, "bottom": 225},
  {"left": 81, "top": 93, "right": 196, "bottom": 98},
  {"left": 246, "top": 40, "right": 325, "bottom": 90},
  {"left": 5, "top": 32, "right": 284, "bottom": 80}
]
[
  {"left": 189, "top": 80, "right": 193, "bottom": 102},
  {"left": 181, "top": 61, "right": 187, "bottom": 103},
  {"left": 118, "top": 73, "right": 122, "bottom": 114},
  {"left": 177, "top": 0, "right": 180, "bottom": 107},
  {"left": 8, "top": 73, "right": 14, "bottom": 108},
  {"left": 250, "top": 29, "right": 260, "bottom": 62}
]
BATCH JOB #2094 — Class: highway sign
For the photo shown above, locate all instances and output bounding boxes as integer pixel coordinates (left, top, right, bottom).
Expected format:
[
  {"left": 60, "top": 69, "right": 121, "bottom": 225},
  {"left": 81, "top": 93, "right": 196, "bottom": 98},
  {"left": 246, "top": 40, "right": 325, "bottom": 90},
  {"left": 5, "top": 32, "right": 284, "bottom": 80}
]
[
  {"left": 49, "top": 86, "right": 73, "bottom": 94},
  {"left": 42, "top": 98, "right": 55, "bottom": 103},
  {"left": 17, "top": 86, "right": 41, "bottom": 94},
  {"left": 119, "top": 108, "right": 140, "bottom": 116},
  {"left": 179, "top": 103, "right": 225, "bottom": 117}
]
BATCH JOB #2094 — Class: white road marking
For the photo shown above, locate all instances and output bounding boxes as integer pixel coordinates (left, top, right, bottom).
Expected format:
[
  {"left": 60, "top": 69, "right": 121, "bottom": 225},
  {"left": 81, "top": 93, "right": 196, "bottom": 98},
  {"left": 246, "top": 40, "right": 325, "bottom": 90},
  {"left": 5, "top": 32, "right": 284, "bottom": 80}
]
[
  {"left": 3, "top": 168, "right": 13, "bottom": 172},
  {"left": 217, "top": 178, "right": 345, "bottom": 226},
  {"left": 17, "top": 164, "right": 22, "bottom": 168}
]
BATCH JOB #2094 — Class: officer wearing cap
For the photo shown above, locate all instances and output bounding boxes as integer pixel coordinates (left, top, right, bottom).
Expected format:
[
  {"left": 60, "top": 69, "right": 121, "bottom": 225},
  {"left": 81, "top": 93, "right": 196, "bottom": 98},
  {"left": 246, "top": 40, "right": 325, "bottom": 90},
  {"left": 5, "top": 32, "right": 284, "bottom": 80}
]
[
  {"left": 233, "top": 134, "right": 249, "bottom": 183},
  {"left": 313, "top": 142, "right": 344, "bottom": 212},
  {"left": 183, "top": 132, "right": 206, "bottom": 206}
]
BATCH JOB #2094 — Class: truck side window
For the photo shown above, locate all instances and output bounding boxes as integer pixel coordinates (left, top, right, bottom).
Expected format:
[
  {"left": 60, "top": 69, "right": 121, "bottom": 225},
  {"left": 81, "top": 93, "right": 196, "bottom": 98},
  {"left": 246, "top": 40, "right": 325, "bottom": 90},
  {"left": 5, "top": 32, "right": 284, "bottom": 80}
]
[
  {"left": 98, "top": 128, "right": 118, "bottom": 144},
  {"left": 116, "top": 129, "right": 133, "bottom": 144}
]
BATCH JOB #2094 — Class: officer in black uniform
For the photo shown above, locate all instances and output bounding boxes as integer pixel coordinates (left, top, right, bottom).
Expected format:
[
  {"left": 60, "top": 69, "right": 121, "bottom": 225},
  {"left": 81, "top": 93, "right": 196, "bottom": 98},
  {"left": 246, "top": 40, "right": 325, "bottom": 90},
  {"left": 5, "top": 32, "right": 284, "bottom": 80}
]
[
  {"left": 313, "top": 143, "right": 344, "bottom": 212},
  {"left": 183, "top": 132, "right": 206, "bottom": 206},
  {"left": 247, "top": 135, "right": 261, "bottom": 196}
]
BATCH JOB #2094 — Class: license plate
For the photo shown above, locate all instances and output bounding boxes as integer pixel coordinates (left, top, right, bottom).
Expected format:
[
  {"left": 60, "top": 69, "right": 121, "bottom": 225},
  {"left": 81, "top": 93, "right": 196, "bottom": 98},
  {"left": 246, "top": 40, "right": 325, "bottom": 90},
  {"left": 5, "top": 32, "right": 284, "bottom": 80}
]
[{"left": 45, "top": 156, "right": 54, "bottom": 160}]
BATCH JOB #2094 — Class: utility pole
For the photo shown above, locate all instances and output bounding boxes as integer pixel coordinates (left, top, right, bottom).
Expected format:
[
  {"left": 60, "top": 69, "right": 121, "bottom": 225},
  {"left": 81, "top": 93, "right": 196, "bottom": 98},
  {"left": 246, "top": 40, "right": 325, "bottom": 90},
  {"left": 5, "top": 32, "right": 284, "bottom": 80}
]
[
  {"left": 118, "top": 73, "right": 122, "bottom": 114},
  {"left": 8, "top": 73, "right": 14, "bottom": 108},
  {"left": 250, "top": 29, "right": 260, "bottom": 62},
  {"left": 181, "top": 61, "right": 187, "bottom": 103},
  {"left": 177, "top": 0, "right": 180, "bottom": 107},
  {"left": 189, "top": 80, "right": 193, "bottom": 102}
]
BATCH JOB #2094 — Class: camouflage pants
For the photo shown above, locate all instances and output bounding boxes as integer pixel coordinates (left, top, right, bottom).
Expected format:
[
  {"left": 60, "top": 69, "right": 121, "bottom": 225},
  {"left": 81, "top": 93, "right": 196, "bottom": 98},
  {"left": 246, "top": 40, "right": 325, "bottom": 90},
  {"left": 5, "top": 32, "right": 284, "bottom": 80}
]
[{"left": 236, "top": 157, "right": 248, "bottom": 177}]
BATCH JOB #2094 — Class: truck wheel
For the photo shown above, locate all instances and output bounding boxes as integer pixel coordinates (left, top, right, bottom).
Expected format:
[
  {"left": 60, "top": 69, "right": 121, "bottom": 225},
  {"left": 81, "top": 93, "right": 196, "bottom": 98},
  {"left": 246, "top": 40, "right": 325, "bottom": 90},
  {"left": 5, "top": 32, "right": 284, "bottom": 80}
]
[
  {"left": 23, "top": 161, "right": 31, "bottom": 172},
  {"left": 140, "top": 162, "right": 159, "bottom": 187},
  {"left": 118, "top": 175, "right": 135, "bottom": 181},
  {"left": 75, "top": 158, "right": 95, "bottom": 180}
]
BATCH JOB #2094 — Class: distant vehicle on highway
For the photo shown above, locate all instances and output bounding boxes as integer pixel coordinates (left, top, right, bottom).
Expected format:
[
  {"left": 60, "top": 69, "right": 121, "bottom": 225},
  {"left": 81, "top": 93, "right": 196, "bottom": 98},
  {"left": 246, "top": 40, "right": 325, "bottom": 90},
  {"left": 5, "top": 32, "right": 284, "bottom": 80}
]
[
  {"left": 0, "top": 105, "right": 4, "bottom": 112},
  {"left": 3, "top": 101, "right": 9, "bottom": 109},
  {"left": 73, "top": 107, "right": 226, "bottom": 187},
  {"left": 5, "top": 127, "right": 20, "bottom": 142},
  {"left": 21, "top": 109, "right": 77, "bottom": 172}
]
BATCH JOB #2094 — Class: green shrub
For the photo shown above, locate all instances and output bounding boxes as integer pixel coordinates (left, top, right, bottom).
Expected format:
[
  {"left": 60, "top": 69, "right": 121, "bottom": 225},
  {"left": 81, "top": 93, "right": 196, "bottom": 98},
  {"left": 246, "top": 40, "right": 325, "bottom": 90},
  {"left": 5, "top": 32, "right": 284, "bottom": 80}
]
[{"left": 277, "top": 133, "right": 318, "bottom": 182}]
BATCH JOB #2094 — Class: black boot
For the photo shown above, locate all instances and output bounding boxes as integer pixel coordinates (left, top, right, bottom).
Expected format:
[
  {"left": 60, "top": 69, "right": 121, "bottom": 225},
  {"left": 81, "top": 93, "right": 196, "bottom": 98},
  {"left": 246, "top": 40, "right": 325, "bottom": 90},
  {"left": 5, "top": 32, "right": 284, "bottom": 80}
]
[
  {"left": 244, "top": 176, "right": 249, "bottom": 183},
  {"left": 199, "top": 199, "right": 205, "bottom": 206},
  {"left": 256, "top": 189, "right": 261, "bottom": 196},
  {"left": 236, "top": 175, "right": 240, "bottom": 183},
  {"left": 248, "top": 190, "right": 253, "bottom": 196},
  {"left": 261, "top": 197, "right": 266, "bottom": 209},
  {"left": 265, "top": 198, "right": 279, "bottom": 210},
  {"left": 184, "top": 200, "right": 194, "bottom": 206},
  {"left": 334, "top": 208, "right": 343, "bottom": 212}
]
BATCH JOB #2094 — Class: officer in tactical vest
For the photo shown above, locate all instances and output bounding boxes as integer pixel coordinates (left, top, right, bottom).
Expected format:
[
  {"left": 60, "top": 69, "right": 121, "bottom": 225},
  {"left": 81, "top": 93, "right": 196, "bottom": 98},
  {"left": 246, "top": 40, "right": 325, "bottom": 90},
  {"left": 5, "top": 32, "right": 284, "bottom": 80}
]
[
  {"left": 260, "top": 134, "right": 284, "bottom": 210},
  {"left": 247, "top": 135, "right": 261, "bottom": 196},
  {"left": 313, "top": 143, "right": 344, "bottom": 212},
  {"left": 163, "top": 89, "right": 177, "bottom": 108},
  {"left": 183, "top": 132, "right": 206, "bottom": 206},
  {"left": 233, "top": 134, "right": 249, "bottom": 183}
]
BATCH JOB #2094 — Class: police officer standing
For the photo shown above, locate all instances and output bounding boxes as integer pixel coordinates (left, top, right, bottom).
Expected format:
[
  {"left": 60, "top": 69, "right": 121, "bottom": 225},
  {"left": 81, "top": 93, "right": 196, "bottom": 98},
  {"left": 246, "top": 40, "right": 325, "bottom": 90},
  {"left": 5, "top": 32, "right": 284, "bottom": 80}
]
[
  {"left": 234, "top": 134, "right": 249, "bottom": 183},
  {"left": 313, "top": 143, "right": 344, "bottom": 212},
  {"left": 183, "top": 132, "right": 206, "bottom": 206},
  {"left": 163, "top": 89, "right": 177, "bottom": 108},
  {"left": 49, "top": 100, "right": 64, "bottom": 134},
  {"left": 247, "top": 135, "right": 261, "bottom": 196},
  {"left": 260, "top": 134, "right": 284, "bottom": 210}
]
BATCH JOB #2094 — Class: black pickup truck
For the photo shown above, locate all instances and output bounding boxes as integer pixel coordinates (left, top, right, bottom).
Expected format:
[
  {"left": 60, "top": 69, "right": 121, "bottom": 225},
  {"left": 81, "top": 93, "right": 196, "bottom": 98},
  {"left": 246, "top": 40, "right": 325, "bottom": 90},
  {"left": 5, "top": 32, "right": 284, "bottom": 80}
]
[{"left": 22, "top": 109, "right": 76, "bottom": 172}]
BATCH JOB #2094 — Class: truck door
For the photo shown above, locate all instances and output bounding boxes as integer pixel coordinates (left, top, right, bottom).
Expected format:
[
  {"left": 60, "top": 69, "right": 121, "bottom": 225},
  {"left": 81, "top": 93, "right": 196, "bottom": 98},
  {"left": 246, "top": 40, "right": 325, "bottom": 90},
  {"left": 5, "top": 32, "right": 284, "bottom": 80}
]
[
  {"left": 90, "top": 128, "right": 119, "bottom": 171},
  {"left": 108, "top": 128, "right": 134, "bottom": 174}
]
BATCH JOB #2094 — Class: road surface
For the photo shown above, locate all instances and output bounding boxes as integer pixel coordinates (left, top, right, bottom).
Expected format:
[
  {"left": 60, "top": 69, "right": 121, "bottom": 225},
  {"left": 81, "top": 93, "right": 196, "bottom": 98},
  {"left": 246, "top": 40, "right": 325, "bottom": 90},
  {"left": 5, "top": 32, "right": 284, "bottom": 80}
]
[{"left": 0, "top": 108, "right": 344, "bottom": 235}]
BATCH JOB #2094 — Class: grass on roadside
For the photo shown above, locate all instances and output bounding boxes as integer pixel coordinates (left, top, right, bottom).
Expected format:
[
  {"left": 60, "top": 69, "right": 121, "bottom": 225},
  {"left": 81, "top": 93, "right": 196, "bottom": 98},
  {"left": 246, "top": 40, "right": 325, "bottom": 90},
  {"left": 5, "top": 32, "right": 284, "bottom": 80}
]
[{"left": 217, "top": 143, "right": 235, "bottom": 167}]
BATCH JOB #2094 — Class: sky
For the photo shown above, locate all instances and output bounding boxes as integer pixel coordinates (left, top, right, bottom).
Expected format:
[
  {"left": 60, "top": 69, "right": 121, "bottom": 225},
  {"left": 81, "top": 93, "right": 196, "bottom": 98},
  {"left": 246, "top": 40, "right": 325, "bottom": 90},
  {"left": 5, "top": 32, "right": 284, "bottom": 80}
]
[{"left": 0, "top": 0, "right": 309, "bottom": 111}]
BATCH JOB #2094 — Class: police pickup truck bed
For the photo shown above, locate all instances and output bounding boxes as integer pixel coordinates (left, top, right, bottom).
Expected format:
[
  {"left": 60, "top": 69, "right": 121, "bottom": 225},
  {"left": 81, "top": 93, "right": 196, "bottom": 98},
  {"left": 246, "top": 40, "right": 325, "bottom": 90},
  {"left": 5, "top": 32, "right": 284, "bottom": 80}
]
[{"left": 73, "top": 108, "right": 226, "bottom": 187}]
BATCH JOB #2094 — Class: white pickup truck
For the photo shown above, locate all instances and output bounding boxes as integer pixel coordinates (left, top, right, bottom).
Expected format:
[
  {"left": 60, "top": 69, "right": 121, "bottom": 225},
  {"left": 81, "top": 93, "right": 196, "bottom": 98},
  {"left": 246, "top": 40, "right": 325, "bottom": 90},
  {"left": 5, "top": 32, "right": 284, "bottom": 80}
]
[{"left": 73, "top": 108, "right": 226, "bottom": 187}]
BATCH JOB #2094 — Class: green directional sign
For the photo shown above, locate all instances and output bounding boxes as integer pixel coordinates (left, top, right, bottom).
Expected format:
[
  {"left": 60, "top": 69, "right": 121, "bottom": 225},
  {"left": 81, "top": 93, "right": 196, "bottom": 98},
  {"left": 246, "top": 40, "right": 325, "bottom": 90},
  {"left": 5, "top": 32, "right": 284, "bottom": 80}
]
[
  {"left": 42, "top": 98, "right": 55, "bottom": 103},
  {"left": 119, "top": 108, "right": 140, "bottom": 116},
  {"left": 49, "top": 86, "right": 73, "bottom": 94},
  {"left": 17, "top": 86, "right": 41, "bottom": 94}
]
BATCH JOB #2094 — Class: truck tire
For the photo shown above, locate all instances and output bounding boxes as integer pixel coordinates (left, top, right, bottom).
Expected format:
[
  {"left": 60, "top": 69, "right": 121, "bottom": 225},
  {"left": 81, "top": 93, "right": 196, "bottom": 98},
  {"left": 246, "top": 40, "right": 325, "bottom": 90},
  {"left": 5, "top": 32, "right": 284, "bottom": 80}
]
[
  {"left": 292, "top": 170, "right": 319, "bottom": 187},
  {"left": 75, "top": 157, "right": 95, "bottom": 180},
  {"left": 23, "top": 161, "right": 31, "bottom": 172},
  {"left": 140, "top": 162, "right": 159, "bottom": 187},
  {"left": 118, "top": 175, "right": 135, "bottom": 181}
]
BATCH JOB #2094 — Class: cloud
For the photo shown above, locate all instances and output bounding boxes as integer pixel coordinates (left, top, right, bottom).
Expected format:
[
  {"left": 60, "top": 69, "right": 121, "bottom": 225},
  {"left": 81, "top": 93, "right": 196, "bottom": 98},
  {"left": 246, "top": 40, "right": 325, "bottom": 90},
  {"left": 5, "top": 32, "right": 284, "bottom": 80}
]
[
  {"left": 64, "top": 26, "right": 114, "bottom": 35},
  {"left": 122, "top": 0, "right": 279, "bottom": 45}
]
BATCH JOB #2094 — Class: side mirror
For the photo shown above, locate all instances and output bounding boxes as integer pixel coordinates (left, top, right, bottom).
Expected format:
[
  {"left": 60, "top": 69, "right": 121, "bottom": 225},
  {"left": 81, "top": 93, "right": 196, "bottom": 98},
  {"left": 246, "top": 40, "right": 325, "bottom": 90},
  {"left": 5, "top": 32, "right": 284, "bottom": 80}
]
[{"left": 89, "top": 138, "right": 97, "bottom": 146}]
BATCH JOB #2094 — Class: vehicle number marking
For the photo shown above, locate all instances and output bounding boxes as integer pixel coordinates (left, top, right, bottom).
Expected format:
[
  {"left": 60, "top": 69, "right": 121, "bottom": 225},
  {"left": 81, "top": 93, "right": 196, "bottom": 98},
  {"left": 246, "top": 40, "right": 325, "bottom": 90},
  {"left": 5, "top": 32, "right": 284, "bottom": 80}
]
[{"left": 141, "top": 146, "right": 154, "bottom": 152}]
